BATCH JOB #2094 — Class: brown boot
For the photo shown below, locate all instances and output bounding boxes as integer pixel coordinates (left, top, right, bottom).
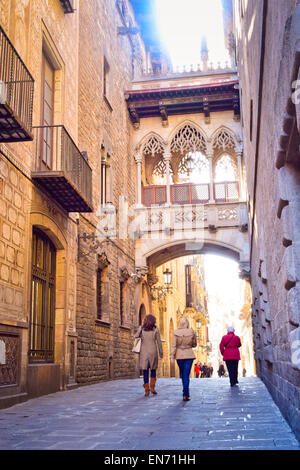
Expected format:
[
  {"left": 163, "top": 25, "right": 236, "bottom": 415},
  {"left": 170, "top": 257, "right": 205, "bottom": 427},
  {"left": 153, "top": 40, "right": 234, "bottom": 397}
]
[
  {"left": 143, "top": 383, "right": 150, "bottom": 397},
  {"left": 150, "top": 377, "right": 157, "bottom": 395}
]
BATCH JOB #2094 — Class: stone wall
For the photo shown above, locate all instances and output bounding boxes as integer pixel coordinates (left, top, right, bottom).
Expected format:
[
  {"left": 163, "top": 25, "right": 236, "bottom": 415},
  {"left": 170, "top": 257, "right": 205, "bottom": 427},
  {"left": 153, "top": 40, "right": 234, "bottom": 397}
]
[
  {"left": 75, "top": 0, "right": 142, "bottom": 384},
  {"left": 0, "top": 0, "right": 86, "bottom": 404},
  {"left": 234, "top": 0, "right": 300, "bottom": 440}
]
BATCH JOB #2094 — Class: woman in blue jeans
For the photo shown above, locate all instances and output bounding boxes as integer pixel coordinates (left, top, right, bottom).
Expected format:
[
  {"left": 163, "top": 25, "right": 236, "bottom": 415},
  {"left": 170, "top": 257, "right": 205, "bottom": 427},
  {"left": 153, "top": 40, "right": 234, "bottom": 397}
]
[{"left": 170, "top": 317, "right": 197, "bottom": 401}]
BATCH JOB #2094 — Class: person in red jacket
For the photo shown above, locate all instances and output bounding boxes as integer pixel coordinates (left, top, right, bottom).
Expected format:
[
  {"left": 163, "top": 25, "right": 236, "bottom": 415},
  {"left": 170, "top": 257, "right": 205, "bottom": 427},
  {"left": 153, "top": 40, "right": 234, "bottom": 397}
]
[
  {"left": 194, "top": 363, "right": 200, "bottom": 378},
  {"left": 219, "top": 327, "right": 242, "bottom": 387}
]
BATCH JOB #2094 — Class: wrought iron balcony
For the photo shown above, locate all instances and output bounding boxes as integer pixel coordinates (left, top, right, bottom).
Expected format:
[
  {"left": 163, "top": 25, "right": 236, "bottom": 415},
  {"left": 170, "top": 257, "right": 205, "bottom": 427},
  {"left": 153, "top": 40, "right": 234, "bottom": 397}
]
[
  {"left": 142, "top": 181, "right": 239, "bottom": 207},
  {"left": 32, "top": 125, "right": 93, "bottom": 213},
  {"left": 59, "top": 0, "right": 75, "bottom": 14},
  {"left": 0, "top": 25, "right": 34, "bottom": 142}
]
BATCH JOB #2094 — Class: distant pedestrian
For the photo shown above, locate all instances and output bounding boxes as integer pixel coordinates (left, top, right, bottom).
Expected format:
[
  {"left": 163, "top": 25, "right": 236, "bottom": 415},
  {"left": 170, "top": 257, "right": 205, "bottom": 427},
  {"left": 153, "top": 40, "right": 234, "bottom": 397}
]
[
  {"left": 170, "top": 317, "right": 197, "bottom": 401},
  {"left": 201, "top": 364, "right": 208, "bottom": 378},
  {"left": 194, "top": 363, "right": 200, "bottom": 378},
  {"left": 219, "top": 327, "right": 242, "bottom": 387},
  {"left": 209, "top": 365, "right": 213, "bottom": 377},
  {"left": 135, "top": 314, "right": 163, "bottom": 397},
  {"left": 243, "top": 368, "right": 247, "bottom": 377},
  {"left": 218, "top": 363, "right": 226, "bottom": 378}
]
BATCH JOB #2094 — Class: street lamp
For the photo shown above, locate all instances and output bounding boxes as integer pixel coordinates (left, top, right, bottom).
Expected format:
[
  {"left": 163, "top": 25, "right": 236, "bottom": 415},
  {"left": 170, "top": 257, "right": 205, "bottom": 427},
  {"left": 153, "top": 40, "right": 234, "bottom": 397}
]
[
  {"left": 150, "top": 268, "right": 173, "bottom": 300},
  {"left": 163, "top": 268, "right": 172, "bottom": 286}
]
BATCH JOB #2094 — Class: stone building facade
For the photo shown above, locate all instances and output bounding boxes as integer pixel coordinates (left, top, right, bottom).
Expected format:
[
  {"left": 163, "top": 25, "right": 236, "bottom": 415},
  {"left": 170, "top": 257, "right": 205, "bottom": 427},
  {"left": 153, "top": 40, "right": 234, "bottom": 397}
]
[
  {"left": 233, "top": 0, "right": 300, "bottom": 439},
  {"left": 74, "top": 0, "right": 142, "bottom": 385},
  {"left": 0, "top": 0, "right": 147, "bottom": 406},
  {"left": 0, "top": 0, "right": 85, "bottom": 407}
]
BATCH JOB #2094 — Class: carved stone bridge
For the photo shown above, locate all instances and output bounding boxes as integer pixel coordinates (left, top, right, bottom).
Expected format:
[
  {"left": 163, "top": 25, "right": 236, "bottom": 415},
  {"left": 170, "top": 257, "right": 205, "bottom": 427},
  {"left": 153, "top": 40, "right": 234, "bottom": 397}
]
[{"left": 134, "top": 200, "right": 250, "bottom": 278}]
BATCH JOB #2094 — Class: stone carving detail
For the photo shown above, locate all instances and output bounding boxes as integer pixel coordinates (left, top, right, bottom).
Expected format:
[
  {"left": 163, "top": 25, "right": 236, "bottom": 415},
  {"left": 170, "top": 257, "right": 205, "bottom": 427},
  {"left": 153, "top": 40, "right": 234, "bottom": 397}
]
[
  {"left": 152, "top": 158, "right": 174, "bottom": 178},
  {"left": 212, "top": 128, "right": 236, "bottom": 151},
  {"left": 0, "top": 334, "right": 19, "bottom": 386},
  {"left": 142, "top": 135, "right": 165, "bottom": 157},
  {"left": 120, "top": 266, "right": 130, "bottom": 281},
  {"left": 97, "top": 252, "right": 110, "bottom": 269},
  {"left": 41, "top": 195, "right": 58, "bottom": 217},
  {"left": 149, "top": 210, "right": 165, "bottom": 226},
  {"left": 170, "top": 124, "right": 207, "bottom": 155},
  {"left": 174, "top": 208, "right": 207, "bottom": 223},
  {"left": 218, "top": 208, "right": 238, "bottom": 220},
  {"left": 131, "top": 266, "right": 148, "bottom": 284}
]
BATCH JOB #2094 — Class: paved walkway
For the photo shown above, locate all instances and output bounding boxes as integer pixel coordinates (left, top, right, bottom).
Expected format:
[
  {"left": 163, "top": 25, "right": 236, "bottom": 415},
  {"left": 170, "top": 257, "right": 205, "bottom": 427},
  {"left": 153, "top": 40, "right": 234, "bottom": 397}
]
[{"left": 0, "top": 377, "right": 299, "bottom": 451}]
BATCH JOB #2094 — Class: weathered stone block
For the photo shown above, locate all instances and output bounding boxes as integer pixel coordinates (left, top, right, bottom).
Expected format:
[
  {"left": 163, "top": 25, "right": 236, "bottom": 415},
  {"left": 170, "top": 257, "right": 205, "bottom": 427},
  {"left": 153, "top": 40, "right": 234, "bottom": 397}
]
[
  {"left": 290, "top": 327, "right": 300, "bottom": 371},
  {"left": 287, "top": 285, "right": 300, "bottom": 326}
]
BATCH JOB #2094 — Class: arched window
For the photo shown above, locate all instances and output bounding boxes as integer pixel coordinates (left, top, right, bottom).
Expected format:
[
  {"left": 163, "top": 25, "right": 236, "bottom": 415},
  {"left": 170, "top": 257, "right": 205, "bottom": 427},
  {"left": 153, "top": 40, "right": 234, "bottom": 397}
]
[
  {"left": 178, "top": 151, "right": 210, "bottom": 183},
  {"left": 30, "top": 228, "right": 56, "bottom": 363},
  {"left": 170, "top": 124, "right": 207, "bottom": 155},
  {"left": 214, "top": 154, "right": 239, "bottom": 202},
  {"left": 214, "top": 153, "right": 237, "bottom": 182},
  {"left": 142, "top": 135, "right": 164, "bottom": 158},
  {"left": 139, "top": 304, "right": 146, "bottom": 326},
  {"left": 152, "top": 158, "right": 174, "bottom": 185}
]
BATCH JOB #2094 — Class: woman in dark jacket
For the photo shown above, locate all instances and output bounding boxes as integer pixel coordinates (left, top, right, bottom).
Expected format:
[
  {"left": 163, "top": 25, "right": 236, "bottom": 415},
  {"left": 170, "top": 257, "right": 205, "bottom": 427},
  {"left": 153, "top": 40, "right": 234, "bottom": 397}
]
[
  {"left": 219, "top": 326, "right": 242, "bottom": 386},
  {"left": 135, "top": 314, "right": 163, "bottom": 396}
]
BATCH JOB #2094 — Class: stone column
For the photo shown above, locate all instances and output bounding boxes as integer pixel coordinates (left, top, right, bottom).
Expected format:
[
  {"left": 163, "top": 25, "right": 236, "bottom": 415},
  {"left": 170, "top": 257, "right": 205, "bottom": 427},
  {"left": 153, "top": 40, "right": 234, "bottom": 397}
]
[
  {"left": 207, "top": 146, "right": 215, "bottom": 203},
  {"left": 101, "top": 158, "right": 106, "bottom": 204},
  {"left": 236, "top": 149, "right": 243, "bottom": 200},
  {"left": 164, "top": 149, "right": 171, "bottom": 205},
  {"left": 134, "top": 151, "right": 143, "bottom": 206}
]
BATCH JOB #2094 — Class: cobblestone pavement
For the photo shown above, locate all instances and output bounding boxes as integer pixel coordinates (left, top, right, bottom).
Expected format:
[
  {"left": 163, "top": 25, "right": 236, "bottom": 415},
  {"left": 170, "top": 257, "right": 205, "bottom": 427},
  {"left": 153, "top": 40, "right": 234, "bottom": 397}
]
[{"left": 0, "top": 377, "right": 299, "bottom": 451}]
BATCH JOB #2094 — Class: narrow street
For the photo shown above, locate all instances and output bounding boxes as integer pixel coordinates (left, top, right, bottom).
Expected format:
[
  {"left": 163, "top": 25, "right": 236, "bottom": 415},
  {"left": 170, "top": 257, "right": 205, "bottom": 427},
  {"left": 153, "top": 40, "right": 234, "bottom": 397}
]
[
  {"left": 0, "top": 377, "right": 299, "bottom": 451},
  {"left": 0, "top": 0, "right": 300, "bottom": 451}
]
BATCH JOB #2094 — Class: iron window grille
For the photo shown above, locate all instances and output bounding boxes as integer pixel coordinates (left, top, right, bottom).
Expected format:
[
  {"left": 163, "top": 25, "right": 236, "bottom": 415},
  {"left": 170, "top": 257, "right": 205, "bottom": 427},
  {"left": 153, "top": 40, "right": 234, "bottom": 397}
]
[{"left": 29, "top": 229, "right": 56, "bottom": 363}]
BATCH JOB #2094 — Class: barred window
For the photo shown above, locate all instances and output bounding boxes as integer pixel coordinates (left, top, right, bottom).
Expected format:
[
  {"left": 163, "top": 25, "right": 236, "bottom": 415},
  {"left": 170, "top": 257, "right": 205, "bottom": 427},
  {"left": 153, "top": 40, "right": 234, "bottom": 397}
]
[
  {"left": 96, "top": 268, "right": 103, "bottom": 320},
  {"left": 30, "top": 229, "right": 56, "bottom": 363},
  {"left": 120, "top": 281, "right": 125, "bottom": 325}
]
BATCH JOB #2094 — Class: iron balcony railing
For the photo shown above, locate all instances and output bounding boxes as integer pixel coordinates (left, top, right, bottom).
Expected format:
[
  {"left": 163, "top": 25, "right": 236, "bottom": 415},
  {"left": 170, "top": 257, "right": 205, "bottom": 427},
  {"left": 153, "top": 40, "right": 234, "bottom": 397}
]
[
  {"left": 142, "top": 181, "right": 240, "bottom": 207},
  {"left": 32, "top": 125, "right": 93, "bottom": 212},
  {"left": 0, "top": 25, "right": 34, "bottom": 142}
]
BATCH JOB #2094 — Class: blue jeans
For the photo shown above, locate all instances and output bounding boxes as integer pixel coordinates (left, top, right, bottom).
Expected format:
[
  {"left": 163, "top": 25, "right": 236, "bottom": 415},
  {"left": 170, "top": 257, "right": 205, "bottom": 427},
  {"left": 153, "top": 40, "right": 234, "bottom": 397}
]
[
  {"left": 177, "top": 359, "right": 194, "bottom": 397},
  {"left": 143, "top": 369, "right": 156, "bottom": 384}
]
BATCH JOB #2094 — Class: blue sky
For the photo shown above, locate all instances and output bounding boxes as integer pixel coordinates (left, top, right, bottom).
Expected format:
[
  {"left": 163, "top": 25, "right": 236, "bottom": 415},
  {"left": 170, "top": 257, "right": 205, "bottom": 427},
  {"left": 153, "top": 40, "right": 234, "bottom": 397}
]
[{"left": 155, "top": 0, "right": 229, "bottom": 68}]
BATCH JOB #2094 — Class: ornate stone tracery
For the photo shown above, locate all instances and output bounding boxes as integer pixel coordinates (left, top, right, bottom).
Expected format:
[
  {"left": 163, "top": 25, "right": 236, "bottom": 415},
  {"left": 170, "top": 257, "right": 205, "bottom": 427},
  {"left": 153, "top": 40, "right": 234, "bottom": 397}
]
[
  {"left": 141, "top": 134, "right": 165, "bottom": 157},
  {"left": 170, "top": 124, "right": 207, "bottom": 155},
  {"left": 212, "top": 127, "right": 237, "bottom": 151},
  {"left": 152, "top": 158, "right": 174, "bottom": 178}
]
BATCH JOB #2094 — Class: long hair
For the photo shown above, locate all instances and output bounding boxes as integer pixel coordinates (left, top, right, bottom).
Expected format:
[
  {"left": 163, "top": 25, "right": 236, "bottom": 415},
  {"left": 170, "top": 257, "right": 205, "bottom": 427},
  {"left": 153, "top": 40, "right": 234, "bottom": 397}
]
[
  {"left": 142, "top": 314, "right": 157, "bottom": 331},
  {"left": 178, "top": 317, "right": 190, "bottom": 329}
]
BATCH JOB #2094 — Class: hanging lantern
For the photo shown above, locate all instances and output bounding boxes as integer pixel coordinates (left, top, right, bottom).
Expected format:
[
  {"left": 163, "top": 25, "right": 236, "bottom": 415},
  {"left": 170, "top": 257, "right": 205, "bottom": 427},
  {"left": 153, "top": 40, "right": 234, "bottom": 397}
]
[
  {"left": 163, "top": 268, "right": 172, "bottom": 286},
  {"left": 185, "top": 153, "right": 194, "bottom": 176}
]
